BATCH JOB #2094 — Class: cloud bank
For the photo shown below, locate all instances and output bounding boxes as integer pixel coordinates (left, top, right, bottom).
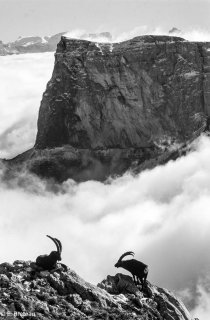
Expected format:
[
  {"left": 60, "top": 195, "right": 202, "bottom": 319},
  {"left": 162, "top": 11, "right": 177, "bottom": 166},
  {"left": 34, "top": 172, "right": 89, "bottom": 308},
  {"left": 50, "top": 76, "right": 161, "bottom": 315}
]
[
  {"left": 1, "top": 39, "right": 210, "bottom": 319},
  {"left": 0, "top": 52, "right": 54, "bottom": 159},
  {"left": 1, "top": 136, "right": 210, "bottom": 319}
]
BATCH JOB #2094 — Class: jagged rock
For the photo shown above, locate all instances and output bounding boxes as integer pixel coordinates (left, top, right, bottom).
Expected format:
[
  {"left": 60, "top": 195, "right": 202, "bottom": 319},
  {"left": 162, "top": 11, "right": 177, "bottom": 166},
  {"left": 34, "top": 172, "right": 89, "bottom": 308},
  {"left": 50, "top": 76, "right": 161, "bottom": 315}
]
[
  {"left": 5, "top": 35, "right": 210, "bottom": 182},
  {"left": 0, "top": 260, "right": 193, "bottom": 319}
]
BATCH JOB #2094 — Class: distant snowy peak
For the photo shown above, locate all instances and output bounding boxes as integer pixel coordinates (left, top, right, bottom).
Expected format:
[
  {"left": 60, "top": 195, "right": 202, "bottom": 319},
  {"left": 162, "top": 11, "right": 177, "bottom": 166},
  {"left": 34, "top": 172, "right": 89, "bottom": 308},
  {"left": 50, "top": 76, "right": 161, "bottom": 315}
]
[
  {"left": 0, "top": 32, "right": 112, "bottom": 56},
  {"left": 169, "top": 27, "right": 182, "bottom": 35},
  {"left": 13, "top": 36, "right": 48, "bottom": 46},
  {"left": 0, "top": 32, "right": 65, "bottom": 55}
]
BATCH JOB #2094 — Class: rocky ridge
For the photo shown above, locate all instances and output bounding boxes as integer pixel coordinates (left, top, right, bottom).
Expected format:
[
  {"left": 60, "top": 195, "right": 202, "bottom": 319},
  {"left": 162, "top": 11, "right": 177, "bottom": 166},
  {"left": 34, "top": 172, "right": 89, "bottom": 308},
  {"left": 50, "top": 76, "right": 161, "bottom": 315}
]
[
  {"left": 5, "top": 35, "right": 210, "bottom": 182},
  {"left": 0, "top": 260, "right": 194, "bottom": 320}
]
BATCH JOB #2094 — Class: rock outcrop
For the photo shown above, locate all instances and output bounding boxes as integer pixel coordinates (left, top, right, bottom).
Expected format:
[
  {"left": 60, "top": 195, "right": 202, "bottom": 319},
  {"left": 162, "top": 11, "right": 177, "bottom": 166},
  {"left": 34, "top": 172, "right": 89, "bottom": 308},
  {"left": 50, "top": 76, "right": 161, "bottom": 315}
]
[
  {"left": 0, "top": 260, "right": 194, "bottom": 320},
  {"left": 5, "top": 35, "right": 210, "bottom": 182}
]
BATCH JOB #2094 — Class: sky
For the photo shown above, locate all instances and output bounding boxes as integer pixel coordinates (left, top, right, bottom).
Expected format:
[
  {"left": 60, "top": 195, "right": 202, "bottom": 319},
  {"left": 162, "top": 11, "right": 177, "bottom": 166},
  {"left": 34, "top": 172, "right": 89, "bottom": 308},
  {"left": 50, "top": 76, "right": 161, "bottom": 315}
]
[{"left": 0, "top": 0, "right": 210, "bottom": 42}]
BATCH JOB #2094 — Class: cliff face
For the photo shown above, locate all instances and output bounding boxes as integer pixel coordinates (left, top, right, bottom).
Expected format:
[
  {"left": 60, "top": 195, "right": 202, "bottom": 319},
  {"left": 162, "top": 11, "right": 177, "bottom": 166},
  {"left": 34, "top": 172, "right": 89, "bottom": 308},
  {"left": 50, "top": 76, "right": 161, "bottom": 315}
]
[
  {"left": 35, "top": 35, "right": 206, "bottom": 149},
  {"left": 6, "top": 35, "right": 210, "bottom": 181},
  {"left": 0, "top": 260, "right": 193, "bottom": 320}
]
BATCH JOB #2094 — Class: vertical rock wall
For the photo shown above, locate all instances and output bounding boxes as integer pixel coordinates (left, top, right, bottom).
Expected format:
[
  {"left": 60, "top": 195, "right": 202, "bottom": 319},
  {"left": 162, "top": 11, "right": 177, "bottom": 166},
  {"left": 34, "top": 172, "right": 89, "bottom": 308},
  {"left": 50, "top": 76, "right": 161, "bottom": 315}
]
[
  {"left": 35, "top": 36, "right": 207, "bottom": 150},
  {"left": 202, "top": 43, "right": 210, "bottom": 115}
]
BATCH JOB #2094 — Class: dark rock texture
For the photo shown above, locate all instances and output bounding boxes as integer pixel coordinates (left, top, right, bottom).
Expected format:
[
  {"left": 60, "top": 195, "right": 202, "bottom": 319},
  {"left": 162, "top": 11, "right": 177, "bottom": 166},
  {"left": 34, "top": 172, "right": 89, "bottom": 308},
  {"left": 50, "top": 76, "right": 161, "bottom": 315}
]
[
  {"left": 5, "top": 35, "right": 210, "bottom": 182},
  {"left": 35, "top": 35, "right": 205, "bottom": 149},
  {"left": 0, "top": 260, "right": 193, "bottom": 320}
]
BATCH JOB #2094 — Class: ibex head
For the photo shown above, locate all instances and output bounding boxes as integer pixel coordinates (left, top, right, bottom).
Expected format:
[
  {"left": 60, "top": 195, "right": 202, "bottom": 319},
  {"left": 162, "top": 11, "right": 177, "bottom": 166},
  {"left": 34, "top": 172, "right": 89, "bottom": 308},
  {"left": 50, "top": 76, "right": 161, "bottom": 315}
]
[{"left": 115, "top": 251, "right": 134, "bottom": 268}]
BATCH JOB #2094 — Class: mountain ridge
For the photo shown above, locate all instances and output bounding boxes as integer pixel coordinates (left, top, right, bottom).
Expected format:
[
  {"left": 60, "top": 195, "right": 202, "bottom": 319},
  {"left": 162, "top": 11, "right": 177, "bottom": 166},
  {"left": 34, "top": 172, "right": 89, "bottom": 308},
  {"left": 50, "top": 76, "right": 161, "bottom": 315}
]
[
  {"left": 0, "top": 260, "right": 194, "bottom": 319},
  {"left": 0, "top": 32, "right": 112, "bottom": 55}
]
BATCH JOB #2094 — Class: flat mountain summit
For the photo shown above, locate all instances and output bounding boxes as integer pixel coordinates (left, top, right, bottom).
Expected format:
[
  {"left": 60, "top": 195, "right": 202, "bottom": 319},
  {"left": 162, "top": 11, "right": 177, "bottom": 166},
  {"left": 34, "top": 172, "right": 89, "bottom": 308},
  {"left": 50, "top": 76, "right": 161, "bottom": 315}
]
[
  {"left": 0, "top": 260, "right": 193, "bottom": 319},
  {"left": 4, "top": 35, "right": 210, "bottom": 182}
]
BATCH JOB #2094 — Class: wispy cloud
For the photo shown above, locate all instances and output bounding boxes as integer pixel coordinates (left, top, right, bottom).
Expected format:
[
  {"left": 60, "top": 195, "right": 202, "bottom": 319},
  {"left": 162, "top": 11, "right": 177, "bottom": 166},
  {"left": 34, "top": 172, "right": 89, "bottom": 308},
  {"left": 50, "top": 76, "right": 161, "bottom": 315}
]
[
  {"left": 0, "top": 52, "right": 54, "bottom": 158},
  {"left": 190, "top": 277, "right": 210, "bottom": 320},
  {"left": 112, "top": 26, "right": 210, "bottom": 42},
  {"left": 64, "top": 25, "right": 210, "bottom": 43}
]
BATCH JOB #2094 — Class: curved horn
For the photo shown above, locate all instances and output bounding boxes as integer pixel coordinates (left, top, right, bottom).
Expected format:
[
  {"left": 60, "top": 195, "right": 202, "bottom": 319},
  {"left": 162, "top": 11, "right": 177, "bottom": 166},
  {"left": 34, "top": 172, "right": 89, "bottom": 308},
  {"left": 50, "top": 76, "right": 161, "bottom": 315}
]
[
  {"left": 54, "top": 238, "right": 62, "bottom": 254},
  {"left": 118, "top": 251, "right": 134, "bottom": 262},
  {"left": 46, "top": 235, "right": 60, "bottom": 253}
]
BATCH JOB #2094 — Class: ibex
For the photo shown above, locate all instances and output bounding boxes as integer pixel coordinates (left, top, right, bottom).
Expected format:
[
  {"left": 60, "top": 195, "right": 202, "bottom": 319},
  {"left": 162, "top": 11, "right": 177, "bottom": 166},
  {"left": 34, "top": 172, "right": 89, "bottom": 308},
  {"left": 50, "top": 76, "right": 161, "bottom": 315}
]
[
  {"left": 36, "top": 235, "right": 62, "bottom": 270},
  {"left": 115, "top": 251, "right": 148, "bottom": 286}
]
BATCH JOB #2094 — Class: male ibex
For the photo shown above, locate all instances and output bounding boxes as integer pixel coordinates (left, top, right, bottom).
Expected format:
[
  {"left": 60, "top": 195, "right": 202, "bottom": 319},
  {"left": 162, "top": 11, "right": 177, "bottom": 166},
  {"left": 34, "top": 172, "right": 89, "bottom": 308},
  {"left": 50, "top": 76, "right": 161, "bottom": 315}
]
[
  {"left": 115, "top": 251, "right": 148, "bottom": 286},
  {"left": 36, "top": 235, "right": 62, "bottom": 270}
]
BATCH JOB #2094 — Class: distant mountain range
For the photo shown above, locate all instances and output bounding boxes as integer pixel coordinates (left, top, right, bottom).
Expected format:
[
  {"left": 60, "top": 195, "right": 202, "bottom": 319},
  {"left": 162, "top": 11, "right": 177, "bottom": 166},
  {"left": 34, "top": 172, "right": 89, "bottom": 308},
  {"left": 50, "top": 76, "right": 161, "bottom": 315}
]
[
  {"left": 168, "top": 27, "right": 182, "bottom": 35},
  {"left": 0, "top": 32, "right": 112, "bottom": 55},
  {"left": 0, "top": 29, "right": 185, "bottom": 56}
]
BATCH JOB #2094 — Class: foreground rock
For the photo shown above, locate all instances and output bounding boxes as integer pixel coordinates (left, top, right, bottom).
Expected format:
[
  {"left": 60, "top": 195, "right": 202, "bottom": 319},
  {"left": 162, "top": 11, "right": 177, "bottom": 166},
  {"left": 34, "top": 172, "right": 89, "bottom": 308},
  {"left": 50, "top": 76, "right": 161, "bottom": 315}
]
[
  {"left": 5, "top": 35, "right": 210, "bottom": 182},
  {"left": 0, "top": 260, "right": 193, "bottom": 319}
]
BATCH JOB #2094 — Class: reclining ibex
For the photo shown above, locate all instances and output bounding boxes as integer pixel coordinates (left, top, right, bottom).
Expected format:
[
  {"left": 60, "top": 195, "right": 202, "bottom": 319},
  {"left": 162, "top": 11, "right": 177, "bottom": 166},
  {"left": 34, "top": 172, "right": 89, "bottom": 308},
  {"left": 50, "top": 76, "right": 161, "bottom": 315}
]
[
  {"left": 115, "top": 251, "right": 148, "bottom": 287},
  {"left": 36, "top": 235, "right": 62, "bottom": 270}
]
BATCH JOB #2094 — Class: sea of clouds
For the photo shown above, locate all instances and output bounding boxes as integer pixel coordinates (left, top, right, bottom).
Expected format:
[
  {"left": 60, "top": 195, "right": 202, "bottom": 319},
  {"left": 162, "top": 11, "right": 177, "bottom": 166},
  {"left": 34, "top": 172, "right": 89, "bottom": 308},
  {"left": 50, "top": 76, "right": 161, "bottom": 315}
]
[
  {"left": 0, "top": 52, "right": 54, "bottom": 159},
  {"left": 1, "top": 27, "right": 210, "bottom": 319}
]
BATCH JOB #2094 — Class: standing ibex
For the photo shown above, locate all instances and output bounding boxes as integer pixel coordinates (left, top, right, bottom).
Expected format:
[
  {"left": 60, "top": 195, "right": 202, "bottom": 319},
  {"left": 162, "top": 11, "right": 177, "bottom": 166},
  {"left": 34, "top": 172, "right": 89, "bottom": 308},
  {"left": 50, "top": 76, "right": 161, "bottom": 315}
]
[
  {"left": 115, "top": 251, "right": 148, "bottom": 287},
  {"left": 36, "top": 235, "right": 62, "bottom": 270}
]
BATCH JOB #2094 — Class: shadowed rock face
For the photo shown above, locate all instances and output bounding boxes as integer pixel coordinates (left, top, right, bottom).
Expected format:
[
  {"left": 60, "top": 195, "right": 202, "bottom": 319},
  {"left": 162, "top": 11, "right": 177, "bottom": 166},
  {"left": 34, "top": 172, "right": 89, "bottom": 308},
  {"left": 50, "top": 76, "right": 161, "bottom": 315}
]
[
  {"left": 0, "top": 260, "right": 193, "bottom": 320},
  {"left": 5, "top": 35, "right": 210, "bottom": 182},
  {"left": 35, "top": 35, "right": 205, "bottom": 150}
]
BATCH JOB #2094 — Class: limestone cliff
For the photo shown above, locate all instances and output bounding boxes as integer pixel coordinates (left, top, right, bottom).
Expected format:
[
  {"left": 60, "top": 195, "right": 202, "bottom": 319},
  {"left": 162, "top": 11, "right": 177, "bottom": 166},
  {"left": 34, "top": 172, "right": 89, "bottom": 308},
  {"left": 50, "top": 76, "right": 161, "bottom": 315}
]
[
  {"left": 0, "top": 260, "right": 194, "bottom": 320},
  {"left": 6, "top": 35, "right": 210, "bottom": 181},
  {"left": 35, "top": 35, "right": 205, "bottom": 149}
]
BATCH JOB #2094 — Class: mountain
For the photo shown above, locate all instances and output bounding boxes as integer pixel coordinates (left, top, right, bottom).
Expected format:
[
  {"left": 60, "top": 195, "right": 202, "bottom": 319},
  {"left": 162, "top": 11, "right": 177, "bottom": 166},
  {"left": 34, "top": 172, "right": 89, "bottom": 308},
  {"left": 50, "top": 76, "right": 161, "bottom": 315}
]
[
  {"left": 0, "top": 33, "right": 65, "bottom": 55},
  {"left": 0, "top": 32, "right": 112, "bottom": 55},
  {"left": 4, "top": 35, "right": 210, "bottom": 182},
  {"left": 169, "top": 27, "right": 182, "bottom": 35},
  {"left": 0, "top": 260, "right": 194, "bottom": 319}
]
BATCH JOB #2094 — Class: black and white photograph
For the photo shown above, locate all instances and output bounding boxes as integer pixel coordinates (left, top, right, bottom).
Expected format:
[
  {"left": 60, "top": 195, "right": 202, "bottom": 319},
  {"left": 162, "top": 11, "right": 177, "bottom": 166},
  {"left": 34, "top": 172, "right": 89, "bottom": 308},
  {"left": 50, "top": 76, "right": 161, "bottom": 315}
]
[{"left": 0, "top": 0, "right": 210, "bottom": 319}]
